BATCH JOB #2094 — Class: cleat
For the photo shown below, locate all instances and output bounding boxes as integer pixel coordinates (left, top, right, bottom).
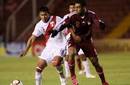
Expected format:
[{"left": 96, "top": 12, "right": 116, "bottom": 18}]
[
  {"left": 78, "top": 70, "right": 85, "bottom": 75},
  {"left": 102, "top": 82, "right": 109, "bottom": 85},
  {"left": 86, "top": 74, "right": 96, "bottom": 78}
]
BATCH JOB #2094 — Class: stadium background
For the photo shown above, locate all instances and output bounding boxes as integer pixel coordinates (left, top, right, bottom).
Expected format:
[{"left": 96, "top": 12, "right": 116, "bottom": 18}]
[{"left": 0, "top": 0, "right": 130, "bottom": 85}]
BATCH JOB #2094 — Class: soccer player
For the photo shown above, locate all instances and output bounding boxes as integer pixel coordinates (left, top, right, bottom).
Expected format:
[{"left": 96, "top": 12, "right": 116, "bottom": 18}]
[
  {"left": 63, "top": 2, "right": 95, "bottom": 79},
  {"left": 51, "top": 1, "right": 109, "bottom": 85},
  {"left": 20, "top": 6, "right": 67, "bottom": 85}
]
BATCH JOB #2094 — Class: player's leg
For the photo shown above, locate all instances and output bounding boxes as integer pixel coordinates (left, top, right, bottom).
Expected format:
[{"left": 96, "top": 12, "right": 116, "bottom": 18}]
[
  {"left": 78, "top": 49, "right": 95, "bottom": 78},
  {"left": 78, "top": 54, "right": 95, "bottom": 78},
  {"left": 79, "top": 54, "right": 95, "bottom": 78},
  {"left": 52, "top": 56, "right": 66, "bottom": 85},
  {"left": 35, "top": 44, "right": 53, "bottom": 85},
  {"left": 35, "top": 59, "right": 47, "bottom": 85},
  {"left": 81, "top": 41, "right": 109, "bottom": 85},
  {"left": 68, "top": 46, "right": 78, "bottom": 85},
  {"left": 89, "top": 56, "right": 109, "bottom": 85},
  {"left": 75, "top": 55, "right": 82, "bottom": 74},
  {"left": 64, "top": 55, "right": 70, "bottom": 78},
  {"left": 77, "top": 49, "right": 84, "bottom": 75}
]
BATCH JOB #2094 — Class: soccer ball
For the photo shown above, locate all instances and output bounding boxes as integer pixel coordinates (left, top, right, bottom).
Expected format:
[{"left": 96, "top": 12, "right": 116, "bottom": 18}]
[{"left": 10, "top": 80, "right": 23, "bottom": 85}]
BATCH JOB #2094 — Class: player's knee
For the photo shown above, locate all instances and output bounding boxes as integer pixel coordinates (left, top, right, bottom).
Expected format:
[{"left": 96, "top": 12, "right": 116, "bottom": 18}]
[
  {"left": 93, "top": 62, "right": 100, "bottom": 67},
  {"left": 68, "top": 52, "right": 75, "bottom": 57},
  {"left": 52, "top": 61, "right": 61, "bottom": 66},
  {"left": 51, "top": 57, "right": 62, "bottom": 67},
  {"left": 80, "top": 54, "right": 86, "bottom": 61},
  {"left": 36, "top": 67, "right": 43, "bottom": 73},
  {"left": 68, "top": 47, "right": 76, "bottom": 57}
]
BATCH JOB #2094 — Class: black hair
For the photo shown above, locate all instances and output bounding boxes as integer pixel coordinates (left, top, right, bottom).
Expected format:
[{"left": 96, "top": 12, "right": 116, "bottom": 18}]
[
  {"left": 69, "top": 2, "right": 75, "bottom": 6},
  {"left": 75, "top": 0, "right": 86, "bottom": 7},
  {"left": 39, "top": 6, "right": 49, "bottom": 13}
]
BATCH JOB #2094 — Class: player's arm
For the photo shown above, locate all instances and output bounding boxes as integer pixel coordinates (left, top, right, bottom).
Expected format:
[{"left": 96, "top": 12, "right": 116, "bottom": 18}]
[
  {"left": 92, "top": 14, "right": 100, "bottom": 29},
  {"left": 69, "top": 27, "right": 81, "bottom": 43},
  {"left": 51, "top": 16, "right": 73, "bottom": 37},
  {"left": 99, "top": 19, "right": 105, "bottom": 31},
  {"left": 20, "top": 35, "right": 36, "bottom": 57},
  {"left": 51, "top": 24, "right": 72, "bottom": 38},
  {"left": 54, "top": 13, "right": 76, "bottom": 32},
  {"left": 92, "top": 13, "right": 106, "bottom": 31}
]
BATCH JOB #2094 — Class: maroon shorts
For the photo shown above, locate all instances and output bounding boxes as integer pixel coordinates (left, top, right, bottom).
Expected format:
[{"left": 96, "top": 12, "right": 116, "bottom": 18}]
[
  {"left": 77, "top": 39, "right": 97, "bottom": 57},
  {"left": 68, "top": 37, "right": 97, "bottom": 57}
]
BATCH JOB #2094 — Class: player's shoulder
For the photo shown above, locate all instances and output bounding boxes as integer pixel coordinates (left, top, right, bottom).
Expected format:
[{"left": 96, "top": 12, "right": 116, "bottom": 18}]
[
  {"left": 55, "top": 16, "right": 62, "bottom": 19},
  {"left": 35, "top": 20, "right": 43, "bottom": 27},
  {"left": 87, "top": 10, "right": 96, "bottom": 15},
  {"left": 54, "top": 16, "right": 62, "bottom": 21},
  {"left": 63, "top": 14, "right": 69, "bottom": 19},
  {"left": 64, "top": 12, "right": 77, "bottom": 18}
]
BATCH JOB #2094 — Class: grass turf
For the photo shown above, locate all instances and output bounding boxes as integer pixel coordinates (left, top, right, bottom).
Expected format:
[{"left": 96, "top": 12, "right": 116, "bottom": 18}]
[{"left": 0, "top": 52, "right": 130, "bottom": 85}]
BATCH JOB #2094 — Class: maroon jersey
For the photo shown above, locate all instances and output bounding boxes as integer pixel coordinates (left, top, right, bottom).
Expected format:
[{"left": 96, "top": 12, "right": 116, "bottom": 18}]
[
  {"left": 67, "top": 10, "right": 100, "bottom": 40},
  {"left": 64, "top": 10, "right": 99, "bottom": 57}
]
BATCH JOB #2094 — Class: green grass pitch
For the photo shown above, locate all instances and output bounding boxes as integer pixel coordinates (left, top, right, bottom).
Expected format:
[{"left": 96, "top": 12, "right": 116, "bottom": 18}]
[{"left": 0, "top": 52, "right": 130, "bottom": 85}]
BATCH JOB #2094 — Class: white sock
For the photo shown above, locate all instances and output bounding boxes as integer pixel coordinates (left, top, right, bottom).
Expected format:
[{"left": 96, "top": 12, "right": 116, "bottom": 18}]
[
  {"left": 64, "top": 60, "right": 70, "bottom": 77},
  {"left": 82, "top": 60, "right": 91, "bottom": 76},
  {"left": 35, "top": 71, "right": 42, "bottom": 85}
]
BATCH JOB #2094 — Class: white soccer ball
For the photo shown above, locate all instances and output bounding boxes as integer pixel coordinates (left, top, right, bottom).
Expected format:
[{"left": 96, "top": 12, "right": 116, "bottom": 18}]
[{"left": 10, "top": 80, "right": 23, "bottom": 85}]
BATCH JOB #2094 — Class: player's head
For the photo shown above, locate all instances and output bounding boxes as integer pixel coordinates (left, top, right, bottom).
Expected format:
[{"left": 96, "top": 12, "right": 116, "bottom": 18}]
[
  {"left": 75, "top": 1, "right": 86, "bottom": 14},
  {"left": 68, "top": 2, "right": 75, "bottom": 13},
  {"left": 39, "top": 6, "right": 50, "bottom": 23}
]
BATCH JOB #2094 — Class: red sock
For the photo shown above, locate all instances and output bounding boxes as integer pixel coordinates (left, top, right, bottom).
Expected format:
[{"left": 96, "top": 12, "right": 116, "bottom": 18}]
[{"left": 68, "top": 60, "right": 76, "bottom": 77}]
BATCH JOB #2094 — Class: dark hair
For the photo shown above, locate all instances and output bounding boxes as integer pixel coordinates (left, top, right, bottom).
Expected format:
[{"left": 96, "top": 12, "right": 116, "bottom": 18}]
[
  {"left": 39, "top": 6, "right": 49, "bottom": 13},
  {"left": 69, "top": 2, "right": 75, "bottom": 6},
  {"left": 75, "top": 0, "right": 86, "bottom": 7}
]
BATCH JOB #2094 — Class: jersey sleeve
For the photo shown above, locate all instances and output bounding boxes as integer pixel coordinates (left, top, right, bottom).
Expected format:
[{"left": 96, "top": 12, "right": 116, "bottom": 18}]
[
  {"left": 53, "top": 16, "right": 63, "bottom": 30},
  {"left": 32, "top": 23, "right": 44, "bottom": 37},
  {"left": 90, "top": 12, "right": 100, "bottom": 30},
  {"left": 56, "top": 16, "right": 62, "bottom": 23}
]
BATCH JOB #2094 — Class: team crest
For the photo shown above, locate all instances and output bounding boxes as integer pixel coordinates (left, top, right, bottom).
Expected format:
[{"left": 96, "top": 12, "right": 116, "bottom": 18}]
[
  {"left": 87, "top": 21, "right": 91, "bottom": 25},
  {"left": 50, "top": 21, "right": 55, "bottom": 28}
]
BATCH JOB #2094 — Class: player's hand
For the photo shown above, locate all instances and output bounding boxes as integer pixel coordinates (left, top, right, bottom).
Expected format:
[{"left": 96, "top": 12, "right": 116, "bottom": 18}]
[
  {"left": 74, "top": 35, "right": 81, "bottom": 43},
  {"left": 19, "top": 51, "right": 27, "bottom": 57},
  {"left": 99, "top": 20, "right": 106, "bottom": 31},
  {"left": 51, "top": 30, "right": 59, "bottom": 37},
  {"left": 69, "top": 28, "right": 75, "bottom": 33}
]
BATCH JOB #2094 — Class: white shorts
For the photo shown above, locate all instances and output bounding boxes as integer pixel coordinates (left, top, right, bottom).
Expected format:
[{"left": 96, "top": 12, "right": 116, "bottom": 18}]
[
  {"left": 39, "top": 43, "right": 66, "bottom": 64},
  {"left": 78, "top": 49, "right": 84, "bottom": 55}
]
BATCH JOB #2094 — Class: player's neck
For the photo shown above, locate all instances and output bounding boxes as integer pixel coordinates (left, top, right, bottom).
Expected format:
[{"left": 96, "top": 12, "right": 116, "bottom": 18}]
[
  {"left": 42, "top": 16, "right": 51, "bottom": 23},
  {"left": 79, "top": 10, "right": 85, "bottom": 17}
]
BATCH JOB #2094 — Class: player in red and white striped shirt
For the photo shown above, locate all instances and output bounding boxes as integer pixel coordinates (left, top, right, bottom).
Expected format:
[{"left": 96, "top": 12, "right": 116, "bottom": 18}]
[{"left": 20, "top": 6, "right": 66, "bottom": 85}]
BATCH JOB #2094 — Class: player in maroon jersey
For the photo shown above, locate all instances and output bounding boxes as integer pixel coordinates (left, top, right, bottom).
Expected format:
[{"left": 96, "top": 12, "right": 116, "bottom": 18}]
[
  {"left": 64, "top": 2, "right": 95, "bottom": 79},
  {"left": 51, "top": 1, "right": 109, "bottom": 85}
]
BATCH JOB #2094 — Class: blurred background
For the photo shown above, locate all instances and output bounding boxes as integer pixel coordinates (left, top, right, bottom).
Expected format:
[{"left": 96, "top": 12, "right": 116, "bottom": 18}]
[{"left": 0, "top": 0, "right": 130, "bottom": 56}]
